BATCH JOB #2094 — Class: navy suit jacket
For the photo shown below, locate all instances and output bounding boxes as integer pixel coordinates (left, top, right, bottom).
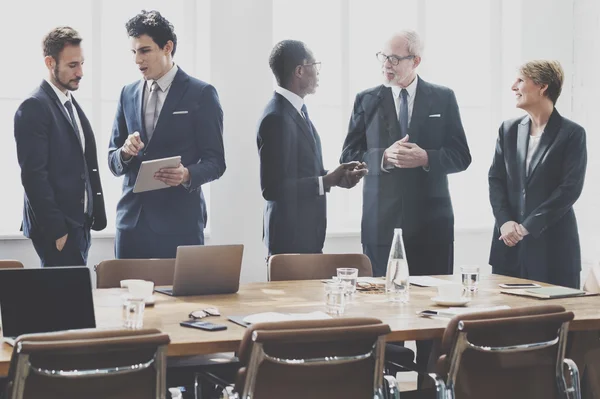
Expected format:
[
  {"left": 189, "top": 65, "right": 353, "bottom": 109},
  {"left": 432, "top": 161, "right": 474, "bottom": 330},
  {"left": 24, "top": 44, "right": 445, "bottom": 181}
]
[
  {"left": 14, "top": 80, "right": 107, "bottom": 240},
  {"left": 108, "top": 67, "right": 225, "bottom": 235},
  {"left": 340, "top": 77, "right": 471, "bottom": 245},
  {"left": 488, "top": 109, "right": 587, "bottom": 283},
  {"left": 257, "top": 93, "right": 327, "bottom": 255}
]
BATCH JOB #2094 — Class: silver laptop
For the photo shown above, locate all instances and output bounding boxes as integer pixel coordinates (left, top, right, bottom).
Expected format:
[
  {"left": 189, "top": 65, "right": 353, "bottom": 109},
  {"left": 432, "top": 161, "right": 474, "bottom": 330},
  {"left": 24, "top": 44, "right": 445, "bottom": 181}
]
[
  {"left": 0, "top": 267, "right": 96, "bottom": 346},
  {"left": 155, "top": 244, "right": 244, "bottom": 296}
]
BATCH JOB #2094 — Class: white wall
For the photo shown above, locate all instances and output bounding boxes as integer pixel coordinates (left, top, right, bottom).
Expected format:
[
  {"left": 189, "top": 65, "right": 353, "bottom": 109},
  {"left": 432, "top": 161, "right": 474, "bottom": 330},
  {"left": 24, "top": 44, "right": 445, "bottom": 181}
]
[{"left": 0, "top": 0, "right": 596, "bottom": 287}]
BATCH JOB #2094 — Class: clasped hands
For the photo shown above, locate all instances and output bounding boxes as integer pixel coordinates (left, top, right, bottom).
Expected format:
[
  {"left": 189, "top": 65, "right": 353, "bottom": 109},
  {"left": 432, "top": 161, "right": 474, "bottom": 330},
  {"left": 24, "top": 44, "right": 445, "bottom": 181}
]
[
  {"left": 121, "top": 131, "right": 189, "bottom": 186},
  {"left": 323, "top": 161, "right": 368, "bottom": 190},
  {"left": 383, "top": 135, "right": 429, "bottom": 169},
  {"left": 499, "top": 221, "right": 529, "bottom": 247}
]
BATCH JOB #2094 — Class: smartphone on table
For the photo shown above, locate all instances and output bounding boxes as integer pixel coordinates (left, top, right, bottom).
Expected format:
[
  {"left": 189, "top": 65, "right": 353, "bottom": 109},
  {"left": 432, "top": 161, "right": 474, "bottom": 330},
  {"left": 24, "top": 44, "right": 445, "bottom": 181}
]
[
  {"left": 498, "top": 283, "right": 542, "bottom": 289},
  {"left": 180, "top": 320, "right": 227, "bottom": 331}
]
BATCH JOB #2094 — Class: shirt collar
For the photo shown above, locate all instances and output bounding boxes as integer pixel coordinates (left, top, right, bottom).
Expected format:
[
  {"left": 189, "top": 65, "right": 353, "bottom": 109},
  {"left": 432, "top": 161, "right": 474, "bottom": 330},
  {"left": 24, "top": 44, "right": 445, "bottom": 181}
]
[
  {"left": 274, "top": 86, "right": 304, "bottom": 114},
  {"left": 148, "top": 63, "right": 178, "bottom": 92},
  {"left": 45, "top": 78, "right": 72, "bottom": 105},
  {"left": 391, "top": 75, "right": 418, "bottom": 100}
]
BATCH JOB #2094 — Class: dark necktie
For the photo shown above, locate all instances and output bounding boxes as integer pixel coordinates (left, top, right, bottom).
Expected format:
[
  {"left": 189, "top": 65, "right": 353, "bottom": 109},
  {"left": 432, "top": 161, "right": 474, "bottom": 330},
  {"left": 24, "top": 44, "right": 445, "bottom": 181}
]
[
  {"left": 64, "top": 100, "right": 93, "bottom": 218},
  {"left": 301, "top": 104, "right": 318, "bottom": 145},
  {"left": 399, "top": 88, "right": 409, "bottom": 139}
]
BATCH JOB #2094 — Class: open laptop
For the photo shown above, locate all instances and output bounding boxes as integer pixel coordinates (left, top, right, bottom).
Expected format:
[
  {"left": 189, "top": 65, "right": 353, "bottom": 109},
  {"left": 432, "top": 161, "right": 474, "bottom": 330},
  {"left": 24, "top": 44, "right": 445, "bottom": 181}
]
[
  {"left": 0, "top": 267, "right": 96, "bottom": 346},
  {"left": 155, "top": 244, "right": 243, "bottom": 296}
]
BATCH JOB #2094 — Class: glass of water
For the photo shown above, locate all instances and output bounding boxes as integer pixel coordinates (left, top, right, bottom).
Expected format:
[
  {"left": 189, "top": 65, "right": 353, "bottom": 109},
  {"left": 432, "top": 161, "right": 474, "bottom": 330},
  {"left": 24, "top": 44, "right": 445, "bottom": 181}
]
[
  {"left": 385, "top": 258, "right": 410, "bottom": 303},
  {"left": 461, "top": 265, "right": 480, "bottom": 293},
  {"left": 324, "top": 281, "right": 346, "bottom": 316},
  {"left": 336, "top": 267, "right": 358, "bottom": 296},
  {"left": 122, "top": 297, "right": 145, "bottom": 329}
]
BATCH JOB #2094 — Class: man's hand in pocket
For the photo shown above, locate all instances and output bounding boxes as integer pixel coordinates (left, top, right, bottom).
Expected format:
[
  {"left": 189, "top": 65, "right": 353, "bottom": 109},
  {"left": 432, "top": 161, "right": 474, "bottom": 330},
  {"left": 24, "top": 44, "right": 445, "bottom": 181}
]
[{"left": 56, "top": 234, "right": 68, "bottom": 251}]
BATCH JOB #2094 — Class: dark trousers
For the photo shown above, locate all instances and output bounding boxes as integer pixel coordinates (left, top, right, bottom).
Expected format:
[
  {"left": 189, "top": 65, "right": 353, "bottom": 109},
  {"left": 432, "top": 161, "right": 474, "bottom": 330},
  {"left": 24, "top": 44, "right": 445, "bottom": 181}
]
[
  {"left": 31, "top": 221, "right": 91, "bottom": 267},
  {"left": 115, "top": 210, "right": 204, "bottom": 259},
  {"left": 363, "top": 219, "right": 454, "bottom": 386}
]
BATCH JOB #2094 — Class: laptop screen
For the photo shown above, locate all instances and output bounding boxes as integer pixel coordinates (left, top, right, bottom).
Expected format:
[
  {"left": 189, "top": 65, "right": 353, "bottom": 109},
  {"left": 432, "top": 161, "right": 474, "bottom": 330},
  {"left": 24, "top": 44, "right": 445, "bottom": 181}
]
[{"left": 0, "top": 267, "right": 96, "bottom": 338}]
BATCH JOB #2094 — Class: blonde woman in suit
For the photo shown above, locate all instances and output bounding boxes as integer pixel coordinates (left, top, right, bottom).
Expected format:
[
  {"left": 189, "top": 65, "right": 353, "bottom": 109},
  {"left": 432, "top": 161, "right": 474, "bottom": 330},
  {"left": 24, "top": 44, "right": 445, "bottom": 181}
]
[{"left": 488, "top": 60, "right": 587, "bottom": 288}]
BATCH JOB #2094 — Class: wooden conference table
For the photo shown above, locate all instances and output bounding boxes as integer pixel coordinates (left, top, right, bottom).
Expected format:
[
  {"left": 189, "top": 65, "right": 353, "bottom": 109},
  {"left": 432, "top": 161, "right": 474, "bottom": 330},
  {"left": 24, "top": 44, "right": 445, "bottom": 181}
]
[{"left": 1, "top": 274, "right": 599, "bottom": 376}]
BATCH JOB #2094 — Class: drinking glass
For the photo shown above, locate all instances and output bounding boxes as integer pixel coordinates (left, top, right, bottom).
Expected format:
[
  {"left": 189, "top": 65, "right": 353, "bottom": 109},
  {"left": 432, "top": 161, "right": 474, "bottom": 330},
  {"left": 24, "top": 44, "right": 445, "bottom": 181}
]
[
  {"left": 324, "top": 281, "right": 346, "bottom": 316},
  {"left": 336, "top": 267, "right": 358, "bottom": 296},
  {"left": 461, "top": 265, "right": 480, "bottom": 293},
  {"left": 122, "top": 297, "right": 145, "bottom": 329}
]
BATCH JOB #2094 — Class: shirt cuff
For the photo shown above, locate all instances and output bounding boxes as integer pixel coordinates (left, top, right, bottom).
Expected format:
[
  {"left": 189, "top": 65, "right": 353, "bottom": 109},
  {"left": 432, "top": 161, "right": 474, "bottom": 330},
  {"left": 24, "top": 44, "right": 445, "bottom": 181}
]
[
  {"left": 318, "top": 176, "right": 325, "bottom": 196},
  {"left": 119, "top": 148, "right": 133, "bottom": 164},
  {"left": 422, "top": 165, "right": 430, "bottom": 172},
  {"left": 182, "top": 180, "right": 192, "bottom": 190}
]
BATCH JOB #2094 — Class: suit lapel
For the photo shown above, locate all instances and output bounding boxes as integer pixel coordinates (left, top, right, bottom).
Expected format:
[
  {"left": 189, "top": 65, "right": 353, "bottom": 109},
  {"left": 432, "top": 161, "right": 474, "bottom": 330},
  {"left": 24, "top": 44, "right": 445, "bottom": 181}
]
[
  {"left": 379, "top": 87, "right": 402, "bottom": 140},
  {"left": 408, "top": 76, "right": 432, "bottom": 144},
  {"left": 516, "top": 117, "right": 529, "bottom": 185},
  {"left": 134, "top": 80, "right": 146, "bottom": 143},
  {"left": 277, "top": 94, "right": 318, "bottom": 156},
  {"left": 40, "top": 81, "right": 83, "bottom": 155},
  {"left": 72, "top": 97, "right": 95, "bottom": 153},
  {"left": 527, "top": 108, "right": 562, "bottom": 184},
  {"left": 153, "top": 68, "right": 189, "bottom": 137}
]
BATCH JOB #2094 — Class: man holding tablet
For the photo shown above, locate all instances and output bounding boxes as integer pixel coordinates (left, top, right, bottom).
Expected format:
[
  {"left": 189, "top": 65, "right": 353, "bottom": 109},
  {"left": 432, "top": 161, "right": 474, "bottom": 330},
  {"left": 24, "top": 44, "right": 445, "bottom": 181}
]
[{"left": 108, "top": 10, "right": 225, "bottom": 258}]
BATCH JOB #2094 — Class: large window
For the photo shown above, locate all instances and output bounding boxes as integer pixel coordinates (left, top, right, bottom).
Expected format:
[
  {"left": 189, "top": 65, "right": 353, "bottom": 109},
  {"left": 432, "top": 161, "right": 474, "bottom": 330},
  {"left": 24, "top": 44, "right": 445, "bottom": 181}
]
[
  {"left": 273, "top": 0, "right": 504, "bottom": 232},
  {"left": 1, "top": 0, "right": 210, "bottom": 236}
]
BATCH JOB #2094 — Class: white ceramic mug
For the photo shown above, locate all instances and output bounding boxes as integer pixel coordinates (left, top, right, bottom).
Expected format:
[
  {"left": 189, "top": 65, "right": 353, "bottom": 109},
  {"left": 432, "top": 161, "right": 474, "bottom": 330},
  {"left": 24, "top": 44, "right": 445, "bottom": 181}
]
[{"left": 437, "top": 283, "right": 464, "bottom": 299}]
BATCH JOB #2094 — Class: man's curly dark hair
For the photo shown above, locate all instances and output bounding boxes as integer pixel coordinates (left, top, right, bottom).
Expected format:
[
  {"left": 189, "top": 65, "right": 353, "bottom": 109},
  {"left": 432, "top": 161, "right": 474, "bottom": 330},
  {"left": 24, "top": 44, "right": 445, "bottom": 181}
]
[{"left": 125, "top": 10, "right": 177, "bottom": 56}]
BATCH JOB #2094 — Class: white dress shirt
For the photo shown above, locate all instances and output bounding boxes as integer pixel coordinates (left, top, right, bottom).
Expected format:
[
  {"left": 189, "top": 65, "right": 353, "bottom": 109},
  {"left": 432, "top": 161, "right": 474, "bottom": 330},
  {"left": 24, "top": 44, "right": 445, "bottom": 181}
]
[
  {"left": 526, "top": 132, "right": 543, "bottom": 175},
  {"left": 143, "top": 63, "right": 179, "bottom": 129},
  {"left": 274, "top": 86, "right": 325, "bottom": 196},
  {"left": 390, "top": 76, "right": 418, "bottom": 128},
  {"left": 45, "top": 78, "right": 88, "bottom": 213},
  {"left": 121, "top": 64, "right": 179, "bottom": 164},
  {"left": 382, "top": 77, "right": 419, "bottom": 172}
]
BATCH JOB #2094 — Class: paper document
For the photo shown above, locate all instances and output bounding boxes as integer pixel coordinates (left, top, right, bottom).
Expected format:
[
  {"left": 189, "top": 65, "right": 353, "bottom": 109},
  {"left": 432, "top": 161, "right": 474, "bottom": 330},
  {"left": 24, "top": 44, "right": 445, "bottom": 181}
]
[
  {"left": 409, "top": 276, "right": 453, "bottom": 287},
  {"left": 242, "top": 311, "right": 332, "bottom": 324},
  {"left": 420, "top": 305, "right": 510, "bottom": 318}
]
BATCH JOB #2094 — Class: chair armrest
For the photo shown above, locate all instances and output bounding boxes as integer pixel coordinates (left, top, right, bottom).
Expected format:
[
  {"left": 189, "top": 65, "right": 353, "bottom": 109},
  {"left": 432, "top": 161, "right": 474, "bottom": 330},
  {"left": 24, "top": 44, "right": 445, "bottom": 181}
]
[
  {"left": 563, "top": 358, "right": 581, "bottom": 398},
  {"left": 425, "top": 373, "right": 448, "bottom": 399},
  {"left": 221, "top": 386, "right": 238, "bottom": 399},
  {"left": 383, "top": 375, "right": 400, "bottom": 399}
]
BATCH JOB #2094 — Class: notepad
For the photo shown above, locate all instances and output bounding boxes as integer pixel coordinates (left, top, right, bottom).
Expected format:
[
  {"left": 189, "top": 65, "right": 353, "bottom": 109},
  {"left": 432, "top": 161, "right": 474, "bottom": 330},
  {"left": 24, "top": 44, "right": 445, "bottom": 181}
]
[
  {"left": 501, "top": 287, "right": 592, "bottom": 299},
  {"left": 228, "top": 311, "right": 332, "bottom": 328}
]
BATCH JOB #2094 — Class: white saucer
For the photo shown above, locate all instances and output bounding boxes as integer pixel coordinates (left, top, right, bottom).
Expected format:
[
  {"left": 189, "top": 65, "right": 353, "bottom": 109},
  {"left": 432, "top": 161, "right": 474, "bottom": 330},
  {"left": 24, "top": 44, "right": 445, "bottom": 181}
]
[
  {"left": 121, "top": 294, "right": 156, "bottom": 306},
  {"left": 431, "top": 296, "right": 471, "bottom": 307}
]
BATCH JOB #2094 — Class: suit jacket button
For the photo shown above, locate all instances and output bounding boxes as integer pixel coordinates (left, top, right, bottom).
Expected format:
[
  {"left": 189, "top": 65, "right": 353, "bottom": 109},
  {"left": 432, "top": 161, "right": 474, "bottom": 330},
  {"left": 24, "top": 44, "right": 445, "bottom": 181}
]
[
  {"left": 520, "top": 211, "right": 524, "bottom": 216},
  {"left": 81, "top": 173, "right": 85, "bottom": 180},
  {"left": 81, "top": 198, "right": 85, "bottom": 204}
]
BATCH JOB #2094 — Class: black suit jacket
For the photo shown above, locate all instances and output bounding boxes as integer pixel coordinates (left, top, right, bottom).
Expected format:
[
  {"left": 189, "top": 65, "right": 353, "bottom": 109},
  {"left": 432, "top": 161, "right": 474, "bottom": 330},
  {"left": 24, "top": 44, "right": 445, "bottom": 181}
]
[
  {"left": 488, "top": 109, "right": 587, "bottom": 281},
  {"left": 340, "top": 77, "right": 471, "bottom": 245},
  {"left": 257, "top": 93, "right": 327, "bottom": 254},
  {"left": 14, "top": 80, "right": 106, "bottom": 241}
]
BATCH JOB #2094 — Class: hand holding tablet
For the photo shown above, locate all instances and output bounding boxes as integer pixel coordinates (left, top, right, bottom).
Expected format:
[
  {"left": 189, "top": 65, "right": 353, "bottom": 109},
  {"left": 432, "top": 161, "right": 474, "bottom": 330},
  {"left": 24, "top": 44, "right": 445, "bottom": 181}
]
[{"left": 133, "top": 155, "right": 182, "bottom": 193}]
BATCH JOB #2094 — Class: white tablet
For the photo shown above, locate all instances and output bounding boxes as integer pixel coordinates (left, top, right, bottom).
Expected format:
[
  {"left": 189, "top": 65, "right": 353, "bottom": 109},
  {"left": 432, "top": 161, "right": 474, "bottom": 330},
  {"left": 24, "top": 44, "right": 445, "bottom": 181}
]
[{"left": 133, "top": 155, "right": 181, "bottom": 193}]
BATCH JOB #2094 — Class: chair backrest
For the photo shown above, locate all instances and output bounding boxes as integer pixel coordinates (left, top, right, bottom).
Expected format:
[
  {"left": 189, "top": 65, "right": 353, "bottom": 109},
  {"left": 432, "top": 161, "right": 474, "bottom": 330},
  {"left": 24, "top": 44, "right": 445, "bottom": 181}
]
[
  {"left": 436, "top": 305, "right": 577, "bottom": 399},
  {"left": 0, "top": 260, "right": 24, "bottom": 269},
  {"left": 583, "top": 261, "right": 600, "bottom": 293},
  {"left": 95, "top": 259, "right": 175, "bottom": 288},
  {"left": 233, "top": 317, "right": 390, "bottom": 399},
  {"left": 268, "top": 253, "right": 373, "bottom": 281},
  {"left": 4, "top": 328, "right": 170, "bottom": 399}
]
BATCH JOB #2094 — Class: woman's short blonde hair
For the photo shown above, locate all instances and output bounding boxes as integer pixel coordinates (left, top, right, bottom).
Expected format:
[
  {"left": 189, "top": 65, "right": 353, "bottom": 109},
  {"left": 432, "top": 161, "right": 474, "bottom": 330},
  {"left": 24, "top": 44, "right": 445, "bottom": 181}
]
[{"left": 519, "top": 60, "right": 564, "bottom": 104}]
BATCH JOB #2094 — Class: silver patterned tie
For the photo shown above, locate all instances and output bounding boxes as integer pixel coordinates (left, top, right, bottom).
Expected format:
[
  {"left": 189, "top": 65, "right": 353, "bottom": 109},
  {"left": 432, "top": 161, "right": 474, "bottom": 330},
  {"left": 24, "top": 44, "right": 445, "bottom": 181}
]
[{"left": 144, "top": 81, "right": 159, "bottom": 142}]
